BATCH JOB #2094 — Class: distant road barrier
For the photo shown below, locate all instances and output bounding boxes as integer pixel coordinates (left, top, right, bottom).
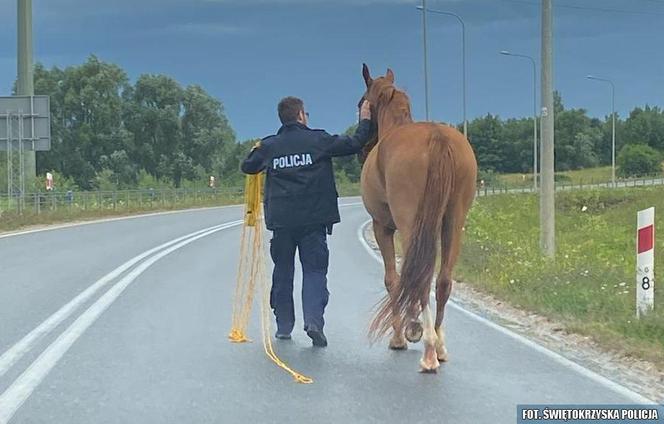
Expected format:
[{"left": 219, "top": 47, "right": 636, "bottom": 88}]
[
  {"left": 0, "top": 187, "right": 244, "bottom": 217},
  {"left": 476, "top": 176, "right": 664, "bottom": 197}
]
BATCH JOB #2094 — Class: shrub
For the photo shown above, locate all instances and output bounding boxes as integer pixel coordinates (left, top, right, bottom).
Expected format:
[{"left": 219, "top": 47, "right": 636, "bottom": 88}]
[{"left": 617, "top": 144, "right": 661, "bottom": 178}]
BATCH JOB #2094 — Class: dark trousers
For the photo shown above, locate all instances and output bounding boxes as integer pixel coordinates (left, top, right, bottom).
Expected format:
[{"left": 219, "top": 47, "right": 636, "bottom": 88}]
[{"left": 269, "top": 225, "right": 329, "bottom": 333}]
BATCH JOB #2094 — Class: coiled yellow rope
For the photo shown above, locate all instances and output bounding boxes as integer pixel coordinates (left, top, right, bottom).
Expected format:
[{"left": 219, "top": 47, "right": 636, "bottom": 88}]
[{"left": 228, "top": 174, "right": 313, "bottom": 384}]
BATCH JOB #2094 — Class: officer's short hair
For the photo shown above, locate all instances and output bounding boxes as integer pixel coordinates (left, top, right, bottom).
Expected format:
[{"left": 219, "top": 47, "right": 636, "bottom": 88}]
[{"left": 278, "top": 97, "right": 304, "bottom": 124}]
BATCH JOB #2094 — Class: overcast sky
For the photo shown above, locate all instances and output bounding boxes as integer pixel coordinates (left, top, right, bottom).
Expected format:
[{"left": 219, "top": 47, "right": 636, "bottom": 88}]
[{"left": 1, "top": 0, "right": 663, "bottom": 140}]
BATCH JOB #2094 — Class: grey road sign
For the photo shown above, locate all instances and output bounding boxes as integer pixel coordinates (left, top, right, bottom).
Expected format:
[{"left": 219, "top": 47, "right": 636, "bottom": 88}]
[{"left": 0, "top": 95, "right": 51, "bottom": 151}]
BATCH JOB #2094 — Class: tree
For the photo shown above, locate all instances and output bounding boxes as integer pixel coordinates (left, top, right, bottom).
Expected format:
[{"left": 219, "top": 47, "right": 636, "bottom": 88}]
[
  {"left": 467, "top": 114, "right": 505, "bottom": 172},
  {"left": 623, "top": 106, "right": 664, "bottom": 151},
  {"left": 99, "top": 150, "right": 138, "bottom": 188},
  {"left": 34, "top": 56, "right": 131, "bottom": 189},
  {"left": 501, "top": 118, "right": 534, "bottom": 173},
  {"left": 182, "top": 85, "right": 235, "bottom": 173},
  {"left": 617, "top": 144, "right": 661, "bottom": 178},
  {"left": 329, "top": 124, "right": 363, "bottom": 183}
]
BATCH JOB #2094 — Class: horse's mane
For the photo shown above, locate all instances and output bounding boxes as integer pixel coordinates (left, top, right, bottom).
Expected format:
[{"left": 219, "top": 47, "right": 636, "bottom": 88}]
[
  {"left": 377, "top": 86, "right": 412, "bottom": 126},
  {"left": 359, "top": 83, "right": 413, "bottom": 163}
]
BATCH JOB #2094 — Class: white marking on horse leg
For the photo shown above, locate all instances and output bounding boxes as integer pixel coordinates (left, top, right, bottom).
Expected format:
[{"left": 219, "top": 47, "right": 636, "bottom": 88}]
[
  {"left": 419, "top": 303, "right": 440, "bottom": 372},
  {"left": 436, "top": 326, "right": 449, "bottom": 362}
]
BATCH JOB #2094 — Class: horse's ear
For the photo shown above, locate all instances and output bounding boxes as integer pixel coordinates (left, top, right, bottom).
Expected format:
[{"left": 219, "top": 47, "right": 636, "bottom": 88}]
[
  {"left": 362, "top": 63, "right": 373, "bottom": 87},
  {"left": 386, "top": 68, "right": 395, "bottom": 83}
]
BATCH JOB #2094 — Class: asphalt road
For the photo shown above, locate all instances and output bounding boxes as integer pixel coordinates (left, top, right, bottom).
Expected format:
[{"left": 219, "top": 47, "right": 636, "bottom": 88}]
[{"left": 0, "top": 200, "right": 656, "bottom": 424}]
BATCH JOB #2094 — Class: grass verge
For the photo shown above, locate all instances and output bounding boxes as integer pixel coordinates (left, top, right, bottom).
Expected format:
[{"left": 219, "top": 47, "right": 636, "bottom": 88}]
[
  {"left": 456, "top": 186, "right": 664, "bottom": 366},
  {"left": 0, "top": 191, "right": 244, "bottom": 234}
]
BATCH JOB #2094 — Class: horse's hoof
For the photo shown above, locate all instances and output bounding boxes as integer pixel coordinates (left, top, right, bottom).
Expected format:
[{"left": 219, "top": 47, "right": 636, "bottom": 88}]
[
  {"left": 420, "top": 350, "right": 440, "bottom": 372},
  {"left": 404, "top": 320, "right": 423, "bottom": 343},
  {"left": 436, "top": 346, "right": 449, "bottom": 362},
  {"left": 389, "top": 338, "right": 408, "bottom": 350},
  {"left": 419, "top": 358, "right": 440, "bottom": 373}
]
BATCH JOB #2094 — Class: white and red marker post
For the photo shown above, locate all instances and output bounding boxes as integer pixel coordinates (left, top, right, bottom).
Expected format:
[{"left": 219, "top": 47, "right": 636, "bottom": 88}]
[
  {"left": 636, "top": 207, "right": 655, "bottom": 318},
  {"left": 45, "top": 172, "right": 54, "bottom": 191}
]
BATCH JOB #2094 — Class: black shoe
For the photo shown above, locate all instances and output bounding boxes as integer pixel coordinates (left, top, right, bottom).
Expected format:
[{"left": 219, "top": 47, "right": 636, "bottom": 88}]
[
  {"left": 275, "top": 332, "right": 291, "bottom": 340},
  {"left": 306, "top": 326, "right": 327, "bottom": 347}
]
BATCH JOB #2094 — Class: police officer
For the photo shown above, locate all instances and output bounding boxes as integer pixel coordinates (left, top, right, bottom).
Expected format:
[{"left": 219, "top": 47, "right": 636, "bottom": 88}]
[{"left": 241, "top": 96, "right": 373, "bottom": 347}]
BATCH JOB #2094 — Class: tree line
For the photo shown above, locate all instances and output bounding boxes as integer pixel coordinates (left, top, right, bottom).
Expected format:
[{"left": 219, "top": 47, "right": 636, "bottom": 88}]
[
  {"left": 2, "top": 56, "right": 663, "bottom": 192},
  {"left": 469, "top": 92, "right": 664, "bottom": 178},
  {"left": 4, "top": 55, "right": 250, "bottom": 191}
]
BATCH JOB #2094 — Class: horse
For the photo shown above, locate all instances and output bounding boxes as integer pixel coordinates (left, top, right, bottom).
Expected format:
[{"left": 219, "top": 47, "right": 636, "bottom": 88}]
[{"left": 359, "top": 64, "right": 478, "bottom": 373}]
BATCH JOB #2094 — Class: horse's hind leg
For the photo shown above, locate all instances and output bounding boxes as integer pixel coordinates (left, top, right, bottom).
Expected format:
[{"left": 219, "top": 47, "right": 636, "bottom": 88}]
[
  {"left": 434, "top": 272, "right": 452, "bottom": 362},
  {"left": 419, "top": 301, "right": 440, "bottom": 373},
  {"left": 372, "top": 220, "right": 407, "bottom": 350},
  {"left": 434, "top": 204, "right": 465, "bottom": 362}
]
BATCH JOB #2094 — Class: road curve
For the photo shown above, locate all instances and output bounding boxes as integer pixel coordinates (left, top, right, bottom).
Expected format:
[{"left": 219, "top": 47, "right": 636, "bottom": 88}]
[{"left": 0, "top": 200, "right": 654, "bottom": 424}]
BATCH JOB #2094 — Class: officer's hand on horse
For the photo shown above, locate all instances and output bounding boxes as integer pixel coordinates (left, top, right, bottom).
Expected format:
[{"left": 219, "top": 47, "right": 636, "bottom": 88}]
[{"left": 360, "top": 100, "right": 372, "bottom": 121}]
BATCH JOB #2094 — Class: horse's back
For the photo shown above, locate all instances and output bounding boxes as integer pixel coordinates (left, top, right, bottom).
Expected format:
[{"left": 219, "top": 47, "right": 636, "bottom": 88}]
[
  {"left": 378, "top": 122, "right": 476, "bottom": 187},
  {"left": 361, "top": 121, "right": 477, "bottom": 229}
]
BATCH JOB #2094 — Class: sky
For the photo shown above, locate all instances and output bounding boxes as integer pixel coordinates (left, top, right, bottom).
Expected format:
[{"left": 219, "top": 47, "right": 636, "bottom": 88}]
[{"left": 1, "top": 0, "right": 663, "bottom": 141}]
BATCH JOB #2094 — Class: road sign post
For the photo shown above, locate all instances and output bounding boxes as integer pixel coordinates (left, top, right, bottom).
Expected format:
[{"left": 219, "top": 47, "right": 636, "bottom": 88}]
[
  {"left": 636, "top": 207, "right": 655, "bottom": 318},
  {"left": 0, "top": 95, "right": 51, "bottom": 212}
]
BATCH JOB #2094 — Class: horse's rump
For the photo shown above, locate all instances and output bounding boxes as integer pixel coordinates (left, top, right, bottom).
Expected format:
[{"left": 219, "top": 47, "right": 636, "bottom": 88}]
[{"left": 368, "top": 123, "right": 464, "bottom": 340}]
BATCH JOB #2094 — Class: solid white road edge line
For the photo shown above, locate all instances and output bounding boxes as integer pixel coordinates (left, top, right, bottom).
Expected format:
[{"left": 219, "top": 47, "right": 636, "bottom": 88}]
[
  {"left": 0, "top": 205, "right": 243, "bottom": 240},
  {"left": 0, "top": 197, "right": 361, "bottom": 241}
]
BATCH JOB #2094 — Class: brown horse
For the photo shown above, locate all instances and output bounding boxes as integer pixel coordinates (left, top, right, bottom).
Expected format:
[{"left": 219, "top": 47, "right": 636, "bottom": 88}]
[{"left": 360, "top": 64, "right": 477, "bottom": 373}]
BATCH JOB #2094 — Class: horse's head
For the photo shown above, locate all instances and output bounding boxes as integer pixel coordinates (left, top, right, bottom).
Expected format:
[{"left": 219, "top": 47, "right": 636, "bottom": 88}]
[{"left": 357, "top": 64, "right": 397, "bottom": 164}]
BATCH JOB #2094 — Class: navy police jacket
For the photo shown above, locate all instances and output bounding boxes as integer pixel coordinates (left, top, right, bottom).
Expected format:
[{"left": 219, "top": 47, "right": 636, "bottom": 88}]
[{"left": 241, "top": 119, "right": 372, "bottom": 231}]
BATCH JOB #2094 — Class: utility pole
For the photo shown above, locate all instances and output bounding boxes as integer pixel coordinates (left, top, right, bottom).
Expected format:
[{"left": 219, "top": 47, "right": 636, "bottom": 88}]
[
  {"left": 421, "top": 0, "right": 431, "bottom": 121},
  {"left": 17, "top": 0, "right": 36, "bottom": 182},
  {"left": 540, "top": 0, "right": 555, "bottom": 257}
]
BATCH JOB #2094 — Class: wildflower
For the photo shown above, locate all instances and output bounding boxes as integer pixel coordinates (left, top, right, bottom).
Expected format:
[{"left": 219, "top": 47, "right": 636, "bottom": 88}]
[
  {"left": 581, "top": 206, "right": 588, "bottom": 212},
  {"left": 619, "top": 282, "right": 626, "bottom": 287}
]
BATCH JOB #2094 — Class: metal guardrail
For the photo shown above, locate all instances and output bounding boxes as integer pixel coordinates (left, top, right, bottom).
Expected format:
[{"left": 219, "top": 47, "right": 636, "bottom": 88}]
[
  {"left": 1, "top": 176, "right": 661, "bottom": 217},
  {"left": 0, "top": 187, "right": 244, "bottom": 216},
  {"left": 476, "top": 177, "right": 664, "bottom": 197}
]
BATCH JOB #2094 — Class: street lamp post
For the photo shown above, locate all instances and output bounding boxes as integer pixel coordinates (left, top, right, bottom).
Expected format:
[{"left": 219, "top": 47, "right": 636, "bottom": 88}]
[
  {"left": 416, "top": 5, "right": 467, "bottom": 137},
  {"left": 586, "top": 75, "right": 616, "bottom": 187},
  {"left": 500, "top": 50, "right": 538, "bottom": 191}
]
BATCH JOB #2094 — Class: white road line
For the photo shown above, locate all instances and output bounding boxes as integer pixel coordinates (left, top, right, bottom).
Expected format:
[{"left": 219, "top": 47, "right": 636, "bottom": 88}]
[
  {"left": 356, "top": 219, "right": 656, "bottom": 405},
  {"left": 0, "top": 198, "right": 360, "bottom": 241},
  {"left": 0, "top": 220, "right": 242, "bottom": 424},
  {"left": 0, "top": 205, "right": 243, "bottom": 240},
  {"left": 0, "top": 221, "right": 241, "bottom": 379}
]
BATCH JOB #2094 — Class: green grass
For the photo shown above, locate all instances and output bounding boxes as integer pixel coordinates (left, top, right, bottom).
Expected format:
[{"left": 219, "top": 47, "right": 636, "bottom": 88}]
[
  {"left": 336, "top": 182, "right": 361, "bottom": 197},
  {"left": 0, "top": 189, "right": 244, "bottom": 233},
  {"left": 0, "top": 183, "right": 361, "bottom": 234},
  {"left": 456, "top": 187, "right": 664, "bottom": 365}
]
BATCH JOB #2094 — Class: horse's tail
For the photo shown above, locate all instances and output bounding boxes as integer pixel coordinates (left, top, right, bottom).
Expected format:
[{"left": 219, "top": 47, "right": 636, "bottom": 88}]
[{"left": 369, "top": 125, "right": 454, "bottom": 340}]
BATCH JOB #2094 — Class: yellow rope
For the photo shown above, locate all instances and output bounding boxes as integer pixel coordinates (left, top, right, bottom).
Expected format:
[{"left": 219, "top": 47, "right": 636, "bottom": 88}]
[{"left": 228, "top": 174, "right": 313, "bottom": 384}]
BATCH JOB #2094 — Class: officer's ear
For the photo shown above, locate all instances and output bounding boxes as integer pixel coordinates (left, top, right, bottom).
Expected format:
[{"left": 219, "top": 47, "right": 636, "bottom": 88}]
[
  {"left": 362, "top": 63, "right": 373, "bottom": 87},
  {"left": 386, "top": 68, "right": 395, "bottom": 84}
]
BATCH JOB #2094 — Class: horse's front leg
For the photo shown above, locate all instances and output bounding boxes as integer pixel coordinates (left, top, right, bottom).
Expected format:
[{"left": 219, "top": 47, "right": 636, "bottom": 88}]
[{"left": 372, "top": 220, "right": 407, "bottom": 350}]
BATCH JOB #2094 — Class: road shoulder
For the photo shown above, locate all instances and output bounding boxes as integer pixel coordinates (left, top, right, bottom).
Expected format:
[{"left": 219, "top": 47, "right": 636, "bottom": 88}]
[{"left": 362, "top": 222, "right": 664, "bottom": 404}]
